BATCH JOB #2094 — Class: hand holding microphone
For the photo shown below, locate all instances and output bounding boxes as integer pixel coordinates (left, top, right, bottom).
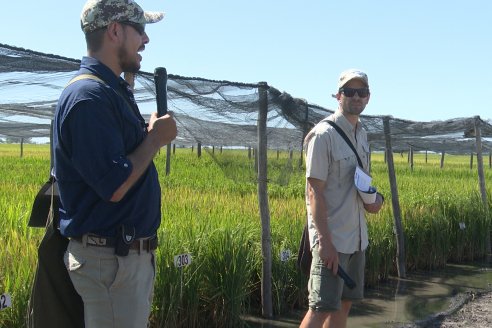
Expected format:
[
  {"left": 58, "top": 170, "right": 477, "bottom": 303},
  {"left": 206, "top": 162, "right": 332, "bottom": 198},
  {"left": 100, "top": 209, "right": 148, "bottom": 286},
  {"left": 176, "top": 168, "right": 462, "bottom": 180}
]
[{"left": 152, "top": 67, "right": 177, "bottom": 146}]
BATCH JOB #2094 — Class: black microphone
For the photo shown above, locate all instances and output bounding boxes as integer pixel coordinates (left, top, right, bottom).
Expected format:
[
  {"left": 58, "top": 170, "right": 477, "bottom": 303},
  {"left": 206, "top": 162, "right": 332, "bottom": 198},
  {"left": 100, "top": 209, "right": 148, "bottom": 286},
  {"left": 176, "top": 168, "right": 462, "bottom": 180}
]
[{"left": 153, "top": 67, "right": 168, "bottom": 117}]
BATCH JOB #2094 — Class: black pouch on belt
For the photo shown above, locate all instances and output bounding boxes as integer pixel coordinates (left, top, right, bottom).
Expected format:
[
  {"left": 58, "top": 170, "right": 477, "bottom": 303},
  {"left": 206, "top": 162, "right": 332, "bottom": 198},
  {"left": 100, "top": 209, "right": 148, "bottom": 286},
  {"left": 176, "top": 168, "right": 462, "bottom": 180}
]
[{"left": 115, "top": 225, "right": 135, "bottom": 256}]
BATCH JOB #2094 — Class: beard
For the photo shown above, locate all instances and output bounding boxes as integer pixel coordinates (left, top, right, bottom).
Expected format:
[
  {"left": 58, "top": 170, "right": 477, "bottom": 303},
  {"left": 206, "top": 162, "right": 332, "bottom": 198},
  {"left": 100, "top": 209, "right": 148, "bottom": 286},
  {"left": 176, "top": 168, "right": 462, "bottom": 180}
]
[
  {"left": 118, "top": 45, "right": 141, "bottom": 73},
  {"left": 345, "top": 105, "right": 364, "bottom": 116},
  {"left": 342, "top": 100, "right": 366, "bottom": 116}
]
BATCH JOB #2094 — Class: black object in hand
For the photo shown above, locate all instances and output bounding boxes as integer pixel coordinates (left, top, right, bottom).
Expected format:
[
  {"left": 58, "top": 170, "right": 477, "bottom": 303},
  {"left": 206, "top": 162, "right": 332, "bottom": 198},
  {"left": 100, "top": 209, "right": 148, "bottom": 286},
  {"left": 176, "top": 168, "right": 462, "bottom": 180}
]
[
  {"left": 337, "top": 266, "right": 356, "bottom": 289},
  {"left": 154, "top": 67, "right": 168, "bottom": 117}
]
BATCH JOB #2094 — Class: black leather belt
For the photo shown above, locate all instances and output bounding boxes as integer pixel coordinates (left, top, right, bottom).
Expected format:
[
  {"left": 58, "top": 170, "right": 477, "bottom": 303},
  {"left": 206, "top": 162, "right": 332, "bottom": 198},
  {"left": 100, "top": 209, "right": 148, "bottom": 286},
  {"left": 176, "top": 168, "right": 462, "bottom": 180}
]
[{"left": 72, "top": 234, "right": 158, "bottom": 252}]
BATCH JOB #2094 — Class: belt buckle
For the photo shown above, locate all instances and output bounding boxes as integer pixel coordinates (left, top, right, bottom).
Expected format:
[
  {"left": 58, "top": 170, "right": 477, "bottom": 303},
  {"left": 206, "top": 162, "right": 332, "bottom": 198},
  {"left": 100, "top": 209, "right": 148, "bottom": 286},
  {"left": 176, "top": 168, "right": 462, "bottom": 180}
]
[{"left": 86, "top": 234, "right": 108, "bottom": 246}]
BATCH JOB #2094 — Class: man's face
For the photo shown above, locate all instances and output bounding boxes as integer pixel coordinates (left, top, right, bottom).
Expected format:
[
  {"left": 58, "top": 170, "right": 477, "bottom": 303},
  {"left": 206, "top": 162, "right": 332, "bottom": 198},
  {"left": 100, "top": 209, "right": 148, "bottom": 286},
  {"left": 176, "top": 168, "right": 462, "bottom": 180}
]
[
  {"left": 117, "top": 22, "right": 149, "bottom": 73},
  {"left": 337, "top": 79, "right": 370, "bottom": 116}
]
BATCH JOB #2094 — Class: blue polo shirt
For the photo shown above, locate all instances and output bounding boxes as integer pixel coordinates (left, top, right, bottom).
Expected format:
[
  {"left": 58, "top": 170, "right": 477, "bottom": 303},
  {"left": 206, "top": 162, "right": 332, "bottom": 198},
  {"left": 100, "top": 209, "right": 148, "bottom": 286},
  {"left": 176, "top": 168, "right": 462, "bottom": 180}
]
[{"left": 53, "top": 57, "right": 161, "bottom": 238}]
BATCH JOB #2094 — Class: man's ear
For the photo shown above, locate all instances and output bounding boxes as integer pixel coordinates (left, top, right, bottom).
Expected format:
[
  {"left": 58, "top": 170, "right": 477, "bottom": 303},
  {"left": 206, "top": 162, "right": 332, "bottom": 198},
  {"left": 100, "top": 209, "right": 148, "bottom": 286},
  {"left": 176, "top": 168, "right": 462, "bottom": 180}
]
[{"left": 106, "top": 22, "right": 121, "bottom": 42}]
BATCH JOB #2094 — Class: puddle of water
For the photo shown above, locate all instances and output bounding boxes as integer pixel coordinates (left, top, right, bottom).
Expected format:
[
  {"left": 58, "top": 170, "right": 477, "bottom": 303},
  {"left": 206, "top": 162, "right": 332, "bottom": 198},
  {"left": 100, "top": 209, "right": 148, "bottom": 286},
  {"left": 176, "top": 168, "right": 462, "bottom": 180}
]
[{"left": 243, "top": 260, "right": 492, "bottom": 327}]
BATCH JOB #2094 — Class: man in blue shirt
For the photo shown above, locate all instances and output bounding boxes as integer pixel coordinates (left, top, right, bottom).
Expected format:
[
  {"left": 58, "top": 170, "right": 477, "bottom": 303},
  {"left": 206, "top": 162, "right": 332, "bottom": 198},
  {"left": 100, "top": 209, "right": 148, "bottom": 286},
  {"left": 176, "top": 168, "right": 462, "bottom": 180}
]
[{"left": 53, "top": 1, "right": 177, "bottom": 327}]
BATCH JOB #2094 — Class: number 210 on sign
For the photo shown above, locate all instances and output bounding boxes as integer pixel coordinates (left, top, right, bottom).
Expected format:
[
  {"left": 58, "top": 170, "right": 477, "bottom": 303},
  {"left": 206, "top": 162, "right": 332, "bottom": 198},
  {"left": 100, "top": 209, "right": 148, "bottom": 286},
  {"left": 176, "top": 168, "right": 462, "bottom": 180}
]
[{"left": 174, "top": 253, "right": 192, "bottom": 268}]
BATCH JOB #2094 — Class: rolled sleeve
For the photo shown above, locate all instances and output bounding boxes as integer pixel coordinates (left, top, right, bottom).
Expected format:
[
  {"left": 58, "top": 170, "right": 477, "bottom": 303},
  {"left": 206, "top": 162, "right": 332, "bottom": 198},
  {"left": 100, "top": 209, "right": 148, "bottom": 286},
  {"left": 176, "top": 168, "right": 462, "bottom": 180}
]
[{"left": 94, "top": 155, "right": 133, "bottom": 201}]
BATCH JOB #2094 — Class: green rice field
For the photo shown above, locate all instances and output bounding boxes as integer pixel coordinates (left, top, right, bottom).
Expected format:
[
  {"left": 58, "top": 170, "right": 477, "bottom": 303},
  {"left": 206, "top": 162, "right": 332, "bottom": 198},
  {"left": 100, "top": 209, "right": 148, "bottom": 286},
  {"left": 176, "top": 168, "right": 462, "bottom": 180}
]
[{"left": 0, "top": 143, "right": 490, "bottom": 327}]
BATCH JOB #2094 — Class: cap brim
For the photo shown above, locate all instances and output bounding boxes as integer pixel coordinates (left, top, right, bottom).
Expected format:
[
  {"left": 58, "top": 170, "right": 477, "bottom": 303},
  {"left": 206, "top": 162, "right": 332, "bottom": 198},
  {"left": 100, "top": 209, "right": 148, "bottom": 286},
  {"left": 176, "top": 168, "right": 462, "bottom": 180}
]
[{"left": 143, "top": 11, "right": 165, "bottom": 24}]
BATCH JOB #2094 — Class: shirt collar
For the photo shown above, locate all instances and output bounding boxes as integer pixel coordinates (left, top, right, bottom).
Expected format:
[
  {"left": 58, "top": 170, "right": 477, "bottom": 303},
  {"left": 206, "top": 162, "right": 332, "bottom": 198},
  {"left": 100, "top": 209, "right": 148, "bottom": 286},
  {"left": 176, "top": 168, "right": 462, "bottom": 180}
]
[
  {"left": 79, "top": 56, "right": 125, "bottom": 90},
  {"left": 331, "top": 110, "right": 361, "bottom": 135}
]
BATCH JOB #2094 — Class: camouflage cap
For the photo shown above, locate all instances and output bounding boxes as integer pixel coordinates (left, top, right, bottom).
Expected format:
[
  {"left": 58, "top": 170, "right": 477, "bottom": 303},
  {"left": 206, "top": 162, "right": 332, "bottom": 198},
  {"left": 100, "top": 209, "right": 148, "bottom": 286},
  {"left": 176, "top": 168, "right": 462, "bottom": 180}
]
[
  {"left": 337, "top": 69, "right": 369, "bottom": 90},
  {"left": 81, "top": 0, "right": 164, "bottom": 34}
]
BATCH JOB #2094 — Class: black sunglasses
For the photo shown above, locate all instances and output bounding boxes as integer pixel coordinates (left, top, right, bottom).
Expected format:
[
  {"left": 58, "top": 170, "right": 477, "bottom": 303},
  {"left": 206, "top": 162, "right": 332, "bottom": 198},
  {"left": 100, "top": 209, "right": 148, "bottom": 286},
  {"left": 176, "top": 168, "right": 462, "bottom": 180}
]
[
  {"left": 120, "top": 21, "right": 145, "bottom": 35},
  {"left": 340, "top": 87, "right": 370, "bottom": 98}
]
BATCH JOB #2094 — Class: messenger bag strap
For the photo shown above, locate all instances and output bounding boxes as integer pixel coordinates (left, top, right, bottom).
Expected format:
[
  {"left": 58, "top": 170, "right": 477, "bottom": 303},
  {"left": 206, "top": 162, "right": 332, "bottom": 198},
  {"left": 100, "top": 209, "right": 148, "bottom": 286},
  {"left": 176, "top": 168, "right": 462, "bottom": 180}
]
[
  {"left": 325, "top": 120, "right": 363, "bottom": 167},
  {"left": 66, "top": 73, "right": 105, "bottom": 86},
  {"left": 47, "top": 177, "right": 56, "bottom": 228},
  {"left": 66, "top": 73, "right": 139, "bottom": 121}
]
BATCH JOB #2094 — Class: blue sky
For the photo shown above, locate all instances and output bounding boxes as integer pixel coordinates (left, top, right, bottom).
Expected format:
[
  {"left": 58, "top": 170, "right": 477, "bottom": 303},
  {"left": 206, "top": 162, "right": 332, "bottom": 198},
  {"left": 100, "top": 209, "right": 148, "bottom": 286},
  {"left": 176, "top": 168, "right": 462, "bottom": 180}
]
[{"left": 2, "top": 0, "right": 491, "bottom": 122}]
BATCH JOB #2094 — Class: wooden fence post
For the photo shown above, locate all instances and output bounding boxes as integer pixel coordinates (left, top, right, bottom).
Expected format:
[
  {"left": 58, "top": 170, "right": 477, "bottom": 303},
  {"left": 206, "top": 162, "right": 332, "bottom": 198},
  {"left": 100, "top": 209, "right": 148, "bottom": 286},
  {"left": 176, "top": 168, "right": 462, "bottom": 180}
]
[
  {"left": 383, "top": 116, "right": 406, "bottom": 278},
  {"left": 474, "top": 116, "right": 490, "bottom": 253},
  {"left": 368, "top": 144, "right": 372, "bottom": 172},
  {"left": 165, "top": 143, "right": 171, "bottom": 175},
  {"left": 409, "top": 146, "right": 414, "bottom": 172},
  {"left": 299, "top": 99, "right": 309, "bottom": 167},
  {"left": 257, "top": 82, "right": 272, "bottom": 318}
]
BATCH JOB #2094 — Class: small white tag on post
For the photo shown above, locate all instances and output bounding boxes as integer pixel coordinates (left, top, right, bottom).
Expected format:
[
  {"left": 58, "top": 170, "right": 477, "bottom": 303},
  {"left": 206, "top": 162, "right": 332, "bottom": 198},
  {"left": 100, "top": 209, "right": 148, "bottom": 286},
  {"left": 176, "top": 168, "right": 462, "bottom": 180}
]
[
  {"left": 280, "top": 249, "right": 291, "bottom": 262},
  {"left": 1, "top": 293, "right": 12, "bottom": 310},
  {"left": 174, "top": 253, "right": 192, "bottom": 268}
]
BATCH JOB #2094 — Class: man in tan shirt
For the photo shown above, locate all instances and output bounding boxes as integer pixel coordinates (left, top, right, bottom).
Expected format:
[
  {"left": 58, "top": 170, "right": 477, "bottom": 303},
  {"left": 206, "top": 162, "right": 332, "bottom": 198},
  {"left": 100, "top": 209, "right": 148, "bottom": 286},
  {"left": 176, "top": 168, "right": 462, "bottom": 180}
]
[{"left": 300, "top": 69, "right": 383, "bottom": 328}]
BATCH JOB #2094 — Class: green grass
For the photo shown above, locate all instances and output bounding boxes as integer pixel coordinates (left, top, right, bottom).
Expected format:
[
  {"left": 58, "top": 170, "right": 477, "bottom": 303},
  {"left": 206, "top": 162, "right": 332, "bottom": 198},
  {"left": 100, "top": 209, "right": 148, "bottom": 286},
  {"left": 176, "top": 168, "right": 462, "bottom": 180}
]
[{"left": 0, "top": 144, "right": 490, "bottom": 327}]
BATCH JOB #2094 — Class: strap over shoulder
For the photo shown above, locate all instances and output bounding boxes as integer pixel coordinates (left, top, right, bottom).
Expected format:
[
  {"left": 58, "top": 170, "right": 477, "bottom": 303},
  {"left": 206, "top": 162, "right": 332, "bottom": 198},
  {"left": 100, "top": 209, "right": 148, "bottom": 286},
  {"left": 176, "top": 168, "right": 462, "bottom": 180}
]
[
  {"left": 324, "top": 120, "right": 363, "bottom": 167},
  {"left": 66, "top": 73, "right": 106, "bottom": 87},
  {"left": 305, "top": 118, "right": 363, "bottom": 168}
]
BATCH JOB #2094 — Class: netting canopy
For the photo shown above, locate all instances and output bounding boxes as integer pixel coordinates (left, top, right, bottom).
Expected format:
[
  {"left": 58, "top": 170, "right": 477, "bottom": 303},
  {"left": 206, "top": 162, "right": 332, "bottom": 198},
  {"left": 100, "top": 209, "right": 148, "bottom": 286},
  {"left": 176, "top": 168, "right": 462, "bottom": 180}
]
[{"left": 1, "top": 43, "right": 492, "bottom": 154}]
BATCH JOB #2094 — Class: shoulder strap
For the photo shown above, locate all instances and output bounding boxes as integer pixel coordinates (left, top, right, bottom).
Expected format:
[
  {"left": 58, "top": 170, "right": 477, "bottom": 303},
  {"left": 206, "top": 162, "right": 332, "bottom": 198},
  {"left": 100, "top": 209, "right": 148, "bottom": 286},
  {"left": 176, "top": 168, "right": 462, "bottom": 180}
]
[
  {"left": 66, "top": 73, "right": 105, "bottom": 87},
  {"left": 65, "top": 73, "right": 139, "bottom": 123},
  {"left": 325, "top": 120, "right": 363, "bottom": 167}
]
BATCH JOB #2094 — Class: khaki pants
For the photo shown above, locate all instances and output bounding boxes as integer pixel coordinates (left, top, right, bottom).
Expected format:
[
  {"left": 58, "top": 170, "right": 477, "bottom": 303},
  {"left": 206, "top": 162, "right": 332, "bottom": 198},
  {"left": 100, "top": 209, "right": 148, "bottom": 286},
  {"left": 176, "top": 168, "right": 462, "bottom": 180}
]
[{"left": 64, "top": 239, "right": 156, "bottom": 328}]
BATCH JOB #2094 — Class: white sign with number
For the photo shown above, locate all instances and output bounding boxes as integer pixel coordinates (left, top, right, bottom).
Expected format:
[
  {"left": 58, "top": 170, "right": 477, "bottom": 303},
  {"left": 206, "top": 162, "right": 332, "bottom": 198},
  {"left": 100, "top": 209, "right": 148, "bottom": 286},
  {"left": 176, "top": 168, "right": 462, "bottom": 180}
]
[
  {"left": 1, "top": 293, "right": 12, "bottom": 311},
  {"left": 280, "top": 249, "right": 291, "bottom": 262},
  {"left": 174, "top": 253, "right": 192, "bottom": 268}
]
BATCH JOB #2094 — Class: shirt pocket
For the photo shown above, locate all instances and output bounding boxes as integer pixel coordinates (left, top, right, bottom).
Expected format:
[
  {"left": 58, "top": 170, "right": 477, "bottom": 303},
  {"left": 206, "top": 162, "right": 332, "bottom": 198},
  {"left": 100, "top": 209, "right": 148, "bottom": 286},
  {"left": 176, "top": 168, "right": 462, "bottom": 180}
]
[
  {"left": 332, "top": 148, "right": 357, "bottom": 183},
  {"left": 120, "top": 109, "right": 147, "bottom": 151}
]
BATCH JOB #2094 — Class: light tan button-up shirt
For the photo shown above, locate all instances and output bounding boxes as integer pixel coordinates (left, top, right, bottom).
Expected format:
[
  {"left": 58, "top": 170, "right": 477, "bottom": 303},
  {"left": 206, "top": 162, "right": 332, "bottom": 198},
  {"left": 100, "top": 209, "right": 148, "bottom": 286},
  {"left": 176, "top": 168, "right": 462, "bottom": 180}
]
[{"left": 305, "top": 110, "right": 370, "bottom": 254}]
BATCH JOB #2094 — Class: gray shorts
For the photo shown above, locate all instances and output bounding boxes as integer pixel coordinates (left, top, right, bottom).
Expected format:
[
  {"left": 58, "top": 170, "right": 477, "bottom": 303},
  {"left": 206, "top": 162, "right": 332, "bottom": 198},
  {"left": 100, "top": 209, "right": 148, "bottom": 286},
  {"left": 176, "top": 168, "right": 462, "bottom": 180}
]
[{"left": 308, "top": 245, "right": 365, "bottom": 312}]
